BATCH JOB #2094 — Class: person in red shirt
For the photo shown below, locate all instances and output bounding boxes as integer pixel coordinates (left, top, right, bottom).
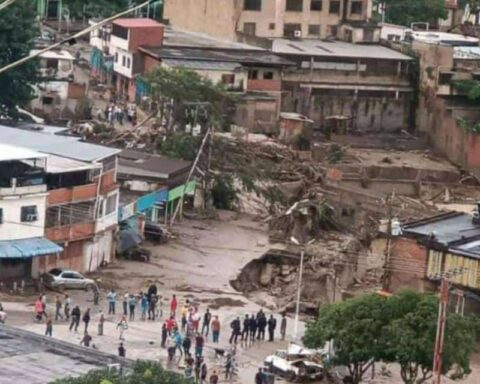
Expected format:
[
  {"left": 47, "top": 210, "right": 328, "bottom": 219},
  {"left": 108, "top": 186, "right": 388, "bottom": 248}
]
[
  {"left": 166, "top": 315, "right": 177, "bottom": 335},
  {"left": 170, "top": 294, "right": 177, "bottom": 316}
]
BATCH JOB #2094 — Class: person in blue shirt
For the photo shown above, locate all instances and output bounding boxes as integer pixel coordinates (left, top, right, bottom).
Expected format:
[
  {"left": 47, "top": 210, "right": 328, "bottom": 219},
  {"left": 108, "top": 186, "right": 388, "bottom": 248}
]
[{"left": 140, "top": 293, "right": 148, "bottom": 321}]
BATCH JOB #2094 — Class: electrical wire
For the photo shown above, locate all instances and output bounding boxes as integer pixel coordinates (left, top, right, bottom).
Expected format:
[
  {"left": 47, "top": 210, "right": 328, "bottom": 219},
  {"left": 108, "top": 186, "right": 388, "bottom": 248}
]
[
  {"left": 0, "top": 0, "right": 152, "bottom": 75},
  {"left": 0, "top": 0, "right": 17, "bottom": 12}
]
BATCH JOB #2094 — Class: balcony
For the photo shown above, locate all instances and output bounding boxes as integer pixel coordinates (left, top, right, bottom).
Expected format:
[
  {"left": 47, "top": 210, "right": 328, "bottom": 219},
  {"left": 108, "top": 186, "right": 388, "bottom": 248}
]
[
  {"left": 45, "top": 221, "right": 95, "bottom": 243},
  {"left": 247, "top": 79, "right": 282, "bottom": 92},
  {"left": 48, "top": 183, "right": 98, "bottom": 205}
]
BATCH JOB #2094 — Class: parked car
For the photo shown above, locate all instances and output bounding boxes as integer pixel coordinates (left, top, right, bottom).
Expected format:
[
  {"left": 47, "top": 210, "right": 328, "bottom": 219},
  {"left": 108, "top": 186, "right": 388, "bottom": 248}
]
[
  {"left": 43, "top": 269, "right": 97, "bottom": 291},
  {"left": 264, "top": 345, "right": 324, "bottom": 382}
]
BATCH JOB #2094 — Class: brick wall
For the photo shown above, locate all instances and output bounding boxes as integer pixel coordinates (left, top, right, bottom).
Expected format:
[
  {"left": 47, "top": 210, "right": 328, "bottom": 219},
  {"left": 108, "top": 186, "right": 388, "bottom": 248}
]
[
  {"left": 129, "top": 25, "right": 164, "bottom": 50},
  {"left": 143, "top": 54, "right": 160, "bottom": 74}
]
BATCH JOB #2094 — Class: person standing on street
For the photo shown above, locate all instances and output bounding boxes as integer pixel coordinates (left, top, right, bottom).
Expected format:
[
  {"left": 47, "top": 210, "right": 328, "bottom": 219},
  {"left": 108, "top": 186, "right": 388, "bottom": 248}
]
[
  {"left": 69, "top": 306, "right": 81, "bottom": 332},
  {"left": 161, "top": 323, "right": 168, "bottom": 348},
  {"left": 209, "top": 370, "right": 219, "bottom": 384},
  {"left": 229, "top": 317, "right": 241, "bottom": 344},
  {"left": 249, "top": 314, "right": 258, "bottom": 343},
  {"left": 200, "top": 359, "right": 208, "bottom": 383},
  {"left": 82, "top": 308, "right": 91, "bottom": 333},
  {"left": 55, "top": 296, "right": 63, "bottom": 321},
  {"left": 201, "top": 308, "right": 211, "bottom": 337},
  {"left": 45, "top": 315, "right": 53, "bottom": 337},
  {"left": 128, "top": 294, "right": 137, "bottom": 321},
  {"left": 107, "top": 289, "right": 116, "bottom": 315},
  {"left": 118, "top": 342, "right": 126, "bottom": 358},
  {"left": 34, "top": 296, "right": 44, "bottom": 321},
  {"left": 117, "top": 316, "right": 128, "bottom": 341},
  {"left": 195, "top": 332, "right": 204, "bottom": 357},
  {"left": 148, "top": 294, "right": 157, "bottom": 321},
  {"left": 182, "top": 333, "right": 192, "bottom": 356},
  {"left": 211, "top": 315, "right": 220, "bottom": 343},
  {"left": 98, "top": 312, "right": 105, "bottom": 336},
  {"left": 122, "top": 292, "right": 129, "bottom": 317},
  {"left": 280, "top": 313, "right": 287, "bottom": 341},
  {"left": 170, "top": 294, "right": 178, "bottom": 317},
  {"left": 141, "top": 293, "right": 148, "bottom": 321},
  {"left": 255, "top": 368, "right": 264, "bottom": 384},
  {"left": 241, "top": 314, "right": 250, "bottom": 342},
  {"left": 225, "top": 353, "right": 233, "bottom": 381},
  {"left": 258, "top": 311, "right": 267, "bottom": 341},
  {"left": 268, "top": 314, "right": 277, "bottom": 342},
  {"left": 64, "top": 294, "right": 71, "bottom": 320}
]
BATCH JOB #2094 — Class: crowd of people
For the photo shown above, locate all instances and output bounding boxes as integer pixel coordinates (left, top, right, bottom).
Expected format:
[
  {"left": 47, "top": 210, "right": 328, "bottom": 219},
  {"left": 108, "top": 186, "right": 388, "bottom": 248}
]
[
  {"left": 29, "top": 286, "right": 287, "bottom": 383},
  {"left": 104, "top": 102, "right": 137, "bottom": 127}
]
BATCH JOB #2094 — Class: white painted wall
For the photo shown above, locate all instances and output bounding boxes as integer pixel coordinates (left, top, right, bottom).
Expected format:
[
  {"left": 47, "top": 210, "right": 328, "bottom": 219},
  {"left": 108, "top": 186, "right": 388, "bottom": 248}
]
[
  {"left": 113, "top": 48, "right": 134, "bottom": 79},
  {"left": 96, "top": 190, "right": 119, "bottom": 233},
  {"left": 83, "top": 229, "right": 114, "bottom": 272},
  {"left": 0, "top": 193, "right": 47, "bottom": 241}
]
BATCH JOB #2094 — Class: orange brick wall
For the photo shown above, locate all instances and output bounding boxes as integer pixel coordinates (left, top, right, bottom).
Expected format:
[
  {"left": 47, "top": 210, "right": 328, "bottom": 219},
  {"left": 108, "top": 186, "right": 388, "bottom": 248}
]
[
  {"left": 129, "top": 25, "right": 164, "bottom": 50},
  {"left": 143, "top": 54, "right": 160, "bottom": 74},
  {"left": 247, "top": 79, "right": 282, "bottom": 92}
]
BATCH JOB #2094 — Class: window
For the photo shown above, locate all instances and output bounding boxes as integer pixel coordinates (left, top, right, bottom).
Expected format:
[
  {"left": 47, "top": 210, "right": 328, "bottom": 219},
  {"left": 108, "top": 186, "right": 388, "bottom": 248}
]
[
  {"left": 269, "top": 23, "right": 275, "bottom": 30},
  {"left": 243, "top": 22, "right": 257, "bottom": 36},
  {"left": 329, "top": 0, "right": 340, "bottom": 14},
  {"left": 122, "top": 55, "right": 126, "bottom": 67},
  {"left": 283, "top": 23, "right": 302, "bottom": 37},
  {"left": 21, "top": 206, "right": 38, "bottom": 222},
  {"left": 112, "top": 24, "right": 128, "bottom": 40},
  {"left": 126, "top": 57, "right": 131, "bottom": 69},
  {"left": 439, "top": 72, "right": 453, "bottom": 85},
  {"left": 248, "top": 70, "right": 259, "bottom": 80},
  {"left": 286, "top": 0, "right": 303, "bottom": 11},
  {"left": 105, "top": 193, "right": 117, "bottom": 215},
  {"left": 263, "top": 71, "right": 274, "bottom": 80},
  {"left": 308, "top": 24, "right": 321, "bottom": 35},
  {"left": 351, "top": 0, "right": 363, "bottom": 15},
  {"left": 310, "top": 0, "right": 323, "bottom": 11},
  {"left": 221, "top": 74, "right": 235, "bottom": 84},
  {"left": 0, "top": 208, "right": 3, "bottom": 224},
  {"left": 244, "top": 0, "right": 261, "bottom": 11},
  {"left": 114, "top": 52, "right": 118, "bottom": 63},
  {"left": 327, "top": 25, "right": 338, "bottom": 36}
]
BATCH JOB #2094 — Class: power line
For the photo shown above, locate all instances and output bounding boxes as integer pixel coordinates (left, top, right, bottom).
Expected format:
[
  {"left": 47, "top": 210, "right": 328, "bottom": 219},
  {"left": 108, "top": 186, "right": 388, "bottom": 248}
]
[
  {"left": 0, "top": 0, "right": 152, "bottom": 75},
  {"left": 0, "top": 0, "right": 17, "bottom": 12}
]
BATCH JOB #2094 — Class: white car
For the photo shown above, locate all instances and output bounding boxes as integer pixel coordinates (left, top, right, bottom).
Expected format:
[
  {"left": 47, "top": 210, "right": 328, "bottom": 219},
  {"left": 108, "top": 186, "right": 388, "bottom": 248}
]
[
  {"left": 43, "top": 268, "right": 97, "bottom": 291},
  {"left": 264, "top": 346, "right": 324, "bottom": 382}
]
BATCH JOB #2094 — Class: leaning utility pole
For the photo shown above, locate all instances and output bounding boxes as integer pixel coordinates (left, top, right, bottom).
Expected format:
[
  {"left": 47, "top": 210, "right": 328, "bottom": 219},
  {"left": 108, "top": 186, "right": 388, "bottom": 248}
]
[
  {"left": 382, "top": 191, "right": 394, "bottom": 291},
  {"left": 433, "top": 277, "right": 449, "bottom": 384}
]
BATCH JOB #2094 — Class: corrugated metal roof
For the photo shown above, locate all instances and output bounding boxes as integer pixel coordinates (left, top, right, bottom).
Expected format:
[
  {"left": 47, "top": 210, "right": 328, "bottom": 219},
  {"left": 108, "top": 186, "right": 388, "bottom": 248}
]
[
  {"left": 46, "top": 155, "right": 99, "bottom": 174},
  {"left": 0, "top": 126, "right": 120, "bottom": 162},
  {"left": 0, "top": 237, "right": 63, "bottom": 259},
  {"left": 272, "top": 39, "right": 414, "bottom": 60},
  {"left": 162, "top": 58, "right": 242, "bottom": 71},
  {"left": 454, "top": 46, "right": 480, "bottom": 59},
  {"left": 0, "top": 143, "right": 47, "bottom": 162}
]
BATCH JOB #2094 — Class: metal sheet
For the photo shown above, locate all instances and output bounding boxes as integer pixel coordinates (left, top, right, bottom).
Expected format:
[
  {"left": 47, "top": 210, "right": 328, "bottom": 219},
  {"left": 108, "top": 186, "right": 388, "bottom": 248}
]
[{"left": 0, "top": 237, "right": 63, "bottom": 259}]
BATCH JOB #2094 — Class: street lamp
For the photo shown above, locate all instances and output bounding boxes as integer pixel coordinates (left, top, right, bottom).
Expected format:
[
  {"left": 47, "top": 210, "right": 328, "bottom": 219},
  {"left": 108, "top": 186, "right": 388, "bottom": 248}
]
[{"left": 291, "top": 236, "right": 315, "bottom": 340}]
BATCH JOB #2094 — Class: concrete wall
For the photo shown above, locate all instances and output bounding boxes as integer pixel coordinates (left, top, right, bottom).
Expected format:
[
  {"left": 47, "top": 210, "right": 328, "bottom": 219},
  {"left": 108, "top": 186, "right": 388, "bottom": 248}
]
[
  {"left": 234, "top": 96, "right": 280, "bottom": 132},
  {"left": 32, "top": 240, "right": 84, "bottom": 277},
  {"left": 83, "top": 229, "right": 114, "bottom": 272},
  {"left": 0, "top": 193, "right": 47, "bottom": 241},
  {"left": 164, "top": 0, "right": 371, "bottom": 41}
]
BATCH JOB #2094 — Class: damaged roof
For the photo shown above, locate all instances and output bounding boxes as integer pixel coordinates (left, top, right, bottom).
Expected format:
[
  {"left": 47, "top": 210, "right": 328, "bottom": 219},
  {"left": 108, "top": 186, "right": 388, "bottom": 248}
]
[
  {"left": 272, "top": 39, "right": 413, "bottom": 60},
  {"left": 139, "top": 46, "right": 293, "bottom": 66}
]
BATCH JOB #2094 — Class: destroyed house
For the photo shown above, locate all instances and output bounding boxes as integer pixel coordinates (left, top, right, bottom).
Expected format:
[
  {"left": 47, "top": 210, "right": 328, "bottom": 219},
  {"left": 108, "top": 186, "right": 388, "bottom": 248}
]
[
  {"left": 0, "top": 125, "right": 120, "bottom": 278},
  {"left": 390, "top": 211, "right": 480, "bottom": 293},
  {"left": 272, "top": 39, "right": 415, "bottom": 133}
]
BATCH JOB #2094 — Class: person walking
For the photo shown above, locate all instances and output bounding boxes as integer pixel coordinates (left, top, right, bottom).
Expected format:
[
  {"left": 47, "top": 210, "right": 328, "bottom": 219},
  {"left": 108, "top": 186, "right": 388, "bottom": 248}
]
[
  {"left": 148, "top": 294, "right": 157, "bottom": 321},
  {"left": 69, "top": 306, "right": 81, "bottom": 332},
  {"left": 80, "top": 331, "right": 92, "bottom": 347},
  {"left": 45, "top": 315, "right": 53, "bottom": 337},
  {"left": 128, "top": 294, "right": 137, "bottom": 321},
  {"left": 118, "top": 342, "right": 126, "bottom": 358},
  {"left": 182, "top": 334, "right": 192, "bottom": 356},
  {"left": 170, "top": 294, "right": 178, "bottom": 316},
  {"left": 64, "top": 294, "right": 71, "bottom": 320},
  {"left": 201, "top": 308, "right": 211, "bottom": 337},
  {"left": 34, "top": 296, "right": 44, "bottom": 321},
  {"left": 195, "top": 333, "right": 204, "bottom": 358},
  {"left": 55, "top": 296, "right": 63, "bottom": 321},
  {"left": 117, "top": 316, "right": 128, "bottom": 341},
  {"left": 107, "top": 289, "right": 117, "bottom": 315},
  {"left": 167, "top": 335, "right": 177, "bottom": 362},
  {"left": 225, "top": 353, "right": 233, "bottom": 381},
  {"left": 249, "top": 314, "right": 257, "bottom": 343},
  {"left": 209, "top": 371, "right": 219, "bottom": 384},
  {"left": 267, "top": 314, "right": 277, "bottom": 342},
  {"left": 280, "top": 313, "right": 287, "bottom": 341},
  {"left": 141, "top": 293, "right": 148, "bottom": 321},
  {"left": 122, "top": 292, "right": 129, "bottom": 317},
  {"left": 211, "top": 315, "right": 220, "bottom": 343},
  {"left": 161, "top": 323, "right": 168, "bottom": 348},
  {"left": 229, "top": 317, "right": 241, "bottom": 344},
  {"left": 82, "top": 308, "right": 91, "bottom": 333},
  {"left": 241, "top": 314, "right": 250, "bottom": 341},
  {"left": 200, "top": 359, "right": 208, "bottom": 384},
  {"left": 98, "top": 312, "right": 105, "bottom": 336}
]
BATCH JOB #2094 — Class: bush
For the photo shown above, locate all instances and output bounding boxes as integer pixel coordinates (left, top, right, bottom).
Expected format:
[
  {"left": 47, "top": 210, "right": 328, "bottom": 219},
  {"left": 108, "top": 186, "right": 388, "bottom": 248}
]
[{"left": 211, "top": 174, "right": 237, "bottom": 210}]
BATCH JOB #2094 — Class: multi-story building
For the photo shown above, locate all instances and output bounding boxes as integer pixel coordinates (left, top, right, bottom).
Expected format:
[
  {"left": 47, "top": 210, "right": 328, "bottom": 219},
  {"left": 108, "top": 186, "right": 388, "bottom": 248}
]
[
  {"left": 0, "top": 144, "right": 62, "bottom": 281},
  {"left": 163, "top": 0, "right": 372, "bottom": 41},
  {"left": 0, "top": 125, "right": 121, "bottom": 276}
]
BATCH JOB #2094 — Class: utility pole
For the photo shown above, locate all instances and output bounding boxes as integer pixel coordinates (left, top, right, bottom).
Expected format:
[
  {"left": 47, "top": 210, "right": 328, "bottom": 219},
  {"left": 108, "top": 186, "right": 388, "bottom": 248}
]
[
  {"left": 293, "top": 245, "right": 305, "bottom": 339},
  {"left": 433, "top": 277, "right": 449, "bottom": 384},
  {"left": 382, "top": 191, "right": 394, "bottom": 291}
]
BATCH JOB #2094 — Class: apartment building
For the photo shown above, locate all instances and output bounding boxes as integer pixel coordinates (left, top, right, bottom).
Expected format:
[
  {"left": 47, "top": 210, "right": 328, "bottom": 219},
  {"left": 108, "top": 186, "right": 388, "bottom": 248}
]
[
  {"left": 0, "top": 125, "right": 121, "bottom": 276},
  {"left": 0, "top": 145, "right": 63, "bottom": 281},
  {"left": 163, "top": 0, "right": 372, "bottom": 41}
]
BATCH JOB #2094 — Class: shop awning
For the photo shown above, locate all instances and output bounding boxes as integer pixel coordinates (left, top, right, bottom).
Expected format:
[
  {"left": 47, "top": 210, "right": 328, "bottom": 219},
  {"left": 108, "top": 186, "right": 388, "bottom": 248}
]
[{"left": 0, "top": 238, "right": 63, "bottom": 259}]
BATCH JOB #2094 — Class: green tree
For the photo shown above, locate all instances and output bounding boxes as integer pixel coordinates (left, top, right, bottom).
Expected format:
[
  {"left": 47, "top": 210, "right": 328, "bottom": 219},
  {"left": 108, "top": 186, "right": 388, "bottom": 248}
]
[
  {"left": 374, "top": 0, "right": 447, "bottom": 27},
  {"left": 142, "top": 67, "right": 235, "bottom": 133},
  {"left": 0, "top": 0, "right": 38, "bottom": 118},
  {"left": 304, "top": 294, "right": 390, "bottom": 384},
  {"left": 61, "top": 0, "right": 162, "bottom": 19}
]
